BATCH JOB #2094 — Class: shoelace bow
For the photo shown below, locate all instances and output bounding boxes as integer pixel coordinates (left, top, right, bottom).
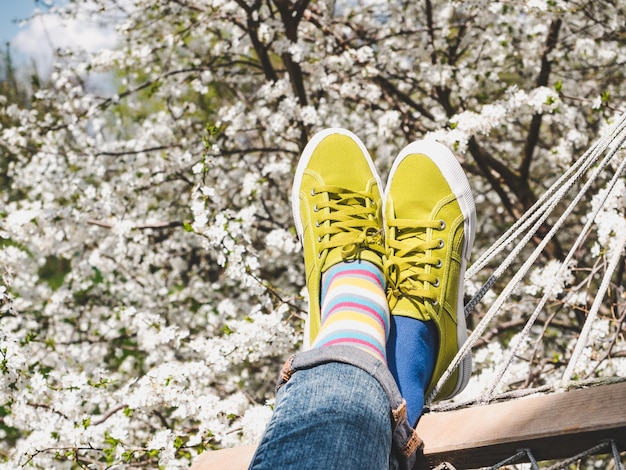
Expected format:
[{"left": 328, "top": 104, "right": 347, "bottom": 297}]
[
  {"left": 312, "top": 184, "right": 384, "bottom": 260},
  {"left": 385, "top": 218, "right": 445, "bottom": 310}
]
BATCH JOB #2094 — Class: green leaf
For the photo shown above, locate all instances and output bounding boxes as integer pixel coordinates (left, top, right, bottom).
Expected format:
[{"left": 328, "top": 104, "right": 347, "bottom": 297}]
[
  {"left": 38, "top": 256, "right": 71, "bottom": 290},
  {"left": 92, "top": 267, "right": 104, "bottom": 284},
  {"left": 601, "top": 90, "right": 610, "bottom": 104}
]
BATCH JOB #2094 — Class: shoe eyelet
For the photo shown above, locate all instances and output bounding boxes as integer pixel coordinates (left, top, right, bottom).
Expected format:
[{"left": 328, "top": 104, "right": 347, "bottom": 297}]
[
  {"left": 317, "top": 236, "right": 322, "bottom": 242},
  {"left": 435, "top": 259, "right": 442, "bottom": 268},
  {"left": 439, "top": 220, "right": 446, "bottom": 230},
  {"left": 315, "top": 220, "right": 321, "bottom": 227},
  {"left": 313, "top": 204, "right": 319, "bottom": 212},
  {"left": 433, "top": 278, "right": 440, "bottom": 288},
  {"left": 430, "top": 298, "right": 439, "bottom": 306},
  {"left": 311, "top": 188, "right": 316, "bottom": 196},
  {"left": 437, "top": 238, "right": 444, "bottom": 248}
]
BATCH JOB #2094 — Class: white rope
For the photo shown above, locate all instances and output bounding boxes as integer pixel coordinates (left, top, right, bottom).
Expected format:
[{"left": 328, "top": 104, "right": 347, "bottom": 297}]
[
  {"left": 466, "top": 112, "right": 626, "bottom": 280},
  {"left": 561, "top": 230, "right": 626, "bottom": 384},
  {"left": 464, "top": 113, "right": 626, "bottom": 317},
  {"left": 483, "top": 137, "right": 626, "bottom": 400},
  {"left": 485, "top": 440, "right": 623, "bottom": 470},
  {"left": 426, "top": 113, "right": 626, "bottom": 404},
  {"left": 430, "top": 375, "right": 626, "bottom": 413},
  {"left": 612, "top": 440, "right": 626, "bottom": 470},
  {"left": 489, "top": 449, "right": 539, "bottom": 470},
  {"left": 543, "top": 441, "right": 617, "bottom": 470}
]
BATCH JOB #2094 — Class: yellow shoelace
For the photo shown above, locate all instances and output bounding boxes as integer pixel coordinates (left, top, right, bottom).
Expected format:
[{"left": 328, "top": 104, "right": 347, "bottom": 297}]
[
  {"left": 312, "top": 184, "right": 384, "bottom": 260},
  {"left": 385, "top": 218, "right": 444, "bottom": 310}
]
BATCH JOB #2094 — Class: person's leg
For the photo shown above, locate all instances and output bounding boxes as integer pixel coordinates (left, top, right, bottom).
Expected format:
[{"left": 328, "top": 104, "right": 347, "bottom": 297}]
[
  {"left": 312, "top": 259, "right": 389, "bottom": 362},
  {"left": 292, "top": 128, "right": 387, "bottom": 352},
  {"left": 249, "top": 356, "right": 392, "bottom": 469},
  {"left": 384, "top": 139, "right": 476, "bottom": 423},
  {"left": 249, "top": 346, "right": 420, "bottom": 470},
  {"left": 386, "top": 316, "right": 437, "bottom": 425},
  {"left": 250, "top": 129, "right": 420, "bottom": 469}
]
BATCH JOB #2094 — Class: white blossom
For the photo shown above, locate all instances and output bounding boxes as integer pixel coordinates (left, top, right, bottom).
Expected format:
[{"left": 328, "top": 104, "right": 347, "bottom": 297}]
[
  {"left": 525, "top": 259, "right": 576, "bottom": 300},
  {"left": 0, "top": 0, "right": 623, "bottom": 467}
]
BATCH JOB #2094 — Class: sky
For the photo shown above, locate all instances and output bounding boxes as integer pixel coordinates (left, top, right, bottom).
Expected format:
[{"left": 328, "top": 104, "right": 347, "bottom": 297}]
[
  {"left": 0, "top": 0, "right": 117, "bottom": 77},
  {"left": 1, "top": 0, "right": 41, "bottom": 46}
]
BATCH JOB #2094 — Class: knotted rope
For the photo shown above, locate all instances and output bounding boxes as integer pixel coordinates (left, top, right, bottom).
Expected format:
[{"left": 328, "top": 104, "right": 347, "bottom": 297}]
[{"left": 427, "top": 112, "right": 626, "bottom": 405}]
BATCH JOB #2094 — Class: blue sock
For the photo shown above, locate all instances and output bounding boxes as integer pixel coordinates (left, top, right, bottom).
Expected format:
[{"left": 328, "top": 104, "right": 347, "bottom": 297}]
[{"left": 386, "top": 316, "right": 438, "bottom": 426}]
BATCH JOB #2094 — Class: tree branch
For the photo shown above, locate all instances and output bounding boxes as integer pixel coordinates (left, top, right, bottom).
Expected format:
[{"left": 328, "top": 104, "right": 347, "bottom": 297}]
[
  {"left": 273, "top": 0, "right": 310, "bottom": 106},
  {"left": 467, "top": 137, "right": 519, "bottom": 218},
  {"left": 92, "top": 404, "right": 127, "bottom": 426},
  {"left": 87, "top": 219, "right": 184, "bottom": 230},
  {"left": 424, "top": 0, "right": 437, "bottom": 65},
  {"left": 94, "top": 145, "right": 174, "bottom": 157},
  {"left": 238, "top": 1, "right": 278, "bottom": 82},
  {"left": 373, "top": 75, "right": 436, "bottom": 121},
  {"left": 520, "top": 18, "right": 562, "bottom": 181}
]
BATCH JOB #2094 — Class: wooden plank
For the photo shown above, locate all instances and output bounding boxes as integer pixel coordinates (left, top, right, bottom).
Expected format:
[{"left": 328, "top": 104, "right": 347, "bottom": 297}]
[
  {"left": 415, "top": 381, "right": 626, "bottom": 469},
  {"left": 191, "top": 445, "right": 256, "bottom": 470},
  {"left": 191, "top": 382, "right": 626, "bottom": 470}
]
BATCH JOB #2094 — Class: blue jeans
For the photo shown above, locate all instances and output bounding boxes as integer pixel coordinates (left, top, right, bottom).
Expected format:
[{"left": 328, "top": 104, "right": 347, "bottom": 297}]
[{"left": 249, "top": 346, "right": 422, "bottom": 470}]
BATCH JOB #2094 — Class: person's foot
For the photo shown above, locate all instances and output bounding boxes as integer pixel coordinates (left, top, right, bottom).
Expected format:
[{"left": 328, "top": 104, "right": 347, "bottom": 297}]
[
  {"left": 292, "top": 128, "right": 386, "bottom": 350},
  {"left": 383, "top": 139, "right": 476, "bottom": 402}
]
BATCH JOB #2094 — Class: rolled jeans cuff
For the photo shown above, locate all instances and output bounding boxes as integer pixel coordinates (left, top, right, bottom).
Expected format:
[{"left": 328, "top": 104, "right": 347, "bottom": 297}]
[{"left": 276, "top": 345, "right": 423, "bottom": 470}]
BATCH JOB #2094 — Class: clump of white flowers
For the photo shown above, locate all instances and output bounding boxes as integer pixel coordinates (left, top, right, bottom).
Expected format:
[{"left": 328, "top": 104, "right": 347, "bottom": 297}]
[
  {"left": 1, "top": 0, "right": 624, "bottom": 468},
  {"left": 524, "top": 259, "right": 576, "bottom": 300},
  {"left": 589, "top": 179, "right": 626, "bottom": 258}
]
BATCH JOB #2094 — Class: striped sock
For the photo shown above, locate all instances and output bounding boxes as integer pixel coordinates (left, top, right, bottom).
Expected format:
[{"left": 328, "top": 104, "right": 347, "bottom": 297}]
[{"left": 312, "top": 260, "right": 390, "bottom": 363}]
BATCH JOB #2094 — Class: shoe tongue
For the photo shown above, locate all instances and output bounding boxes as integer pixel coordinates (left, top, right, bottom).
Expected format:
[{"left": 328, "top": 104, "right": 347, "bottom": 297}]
[
  {"left": 322, "top": 246, "right": 384, "bottom": 275},
  {"left": 322, "top": 249, "right": 346, "bottom": 272},
  {"left": 391, "top": 295, "right": 433, "bottom": 321},
  {"left": 335, "top": 194, "right": 361, "bottom": 207},
  {"left": 400, "top": 227, "right": 427, "bottom": 245}
]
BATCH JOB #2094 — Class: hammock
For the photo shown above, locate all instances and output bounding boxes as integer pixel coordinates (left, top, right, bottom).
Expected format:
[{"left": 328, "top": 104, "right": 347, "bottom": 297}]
[{"left": 420, "top": 112, "right": 626, "bottom": 469}]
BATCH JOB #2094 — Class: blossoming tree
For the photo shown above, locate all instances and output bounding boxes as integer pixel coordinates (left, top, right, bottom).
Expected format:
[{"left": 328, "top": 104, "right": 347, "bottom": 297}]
[{"left": 1, "top": 0, "right": 624, "bottom": 467}]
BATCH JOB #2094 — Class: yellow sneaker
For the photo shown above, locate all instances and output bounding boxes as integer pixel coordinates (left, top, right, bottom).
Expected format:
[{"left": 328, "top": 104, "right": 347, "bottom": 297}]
[
  {"left": 383, "top": 140, "right": 476, "bottom": 401},
  {"left": 292, "top": 128, "right": 385, "bottom": 348}
]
